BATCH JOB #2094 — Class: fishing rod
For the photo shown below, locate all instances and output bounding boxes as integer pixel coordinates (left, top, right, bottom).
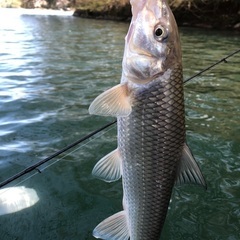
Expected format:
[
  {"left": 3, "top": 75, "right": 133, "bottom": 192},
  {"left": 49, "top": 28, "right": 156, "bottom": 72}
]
[
  {"left": 0, "top": 120, "right": 117, "bottom": 188},
  {"left": 183, "top": 48, "right": 240, "bottom": 84},
  {"left": 0, "top": 49, "right": 239, "bottom": 189}
]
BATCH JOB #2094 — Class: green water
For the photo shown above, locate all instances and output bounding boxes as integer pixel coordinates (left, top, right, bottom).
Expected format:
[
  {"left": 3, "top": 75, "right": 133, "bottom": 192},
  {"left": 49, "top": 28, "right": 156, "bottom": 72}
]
[{"left": 0, "top": 9, "right": 239, "bottom": 240}]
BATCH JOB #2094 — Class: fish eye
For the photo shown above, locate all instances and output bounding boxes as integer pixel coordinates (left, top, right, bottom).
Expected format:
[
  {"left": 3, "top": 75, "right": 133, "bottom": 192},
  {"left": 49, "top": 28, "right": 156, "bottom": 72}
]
[
  {"left": 155, "top": 27, "right": 163, "bottom": 37},
  {"left": 154, "top": 25, "right": 167, "bottom": 41}
]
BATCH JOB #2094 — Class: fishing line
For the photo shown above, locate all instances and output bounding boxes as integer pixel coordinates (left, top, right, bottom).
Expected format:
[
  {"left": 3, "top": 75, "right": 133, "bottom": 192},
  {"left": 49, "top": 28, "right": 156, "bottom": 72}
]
[
  {"left": 0, "top": 49, "right": 239, "bottom": 189},
  {"left": 40, "top": 124, "right": 116, "bottom": 171},
  {"left": 183, "top": 49, "right": 240, "bottom": 84},
  {"left": 0, "top": 172, "right": 39, "bottom": 197},
  {"left": 0, "top": 124, "right": 117, "bottom": 193},
  {"left": 0, "top": 120, "right": 116, "bottom": 188}
]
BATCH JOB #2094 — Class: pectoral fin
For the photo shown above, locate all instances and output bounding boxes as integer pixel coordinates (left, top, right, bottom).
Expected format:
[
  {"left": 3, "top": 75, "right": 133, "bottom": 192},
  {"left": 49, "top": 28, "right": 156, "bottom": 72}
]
[
  {"left": 92, "top": 149, "right": 122, "bottom": 182},
  {"left": 93, "top": 211, "right": 129, "bottom": 240},
  {"left": 89, "top": 84, "right": 132, "bottom": 117},
  {"left": 176, "top": 144, "right": 206, "bottom": 188}
]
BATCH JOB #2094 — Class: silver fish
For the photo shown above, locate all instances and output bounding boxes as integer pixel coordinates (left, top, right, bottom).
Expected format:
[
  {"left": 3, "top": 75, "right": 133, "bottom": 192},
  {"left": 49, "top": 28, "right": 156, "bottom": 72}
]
[{"left": 89, "top": 0, "right": 206, "bottom": 239}]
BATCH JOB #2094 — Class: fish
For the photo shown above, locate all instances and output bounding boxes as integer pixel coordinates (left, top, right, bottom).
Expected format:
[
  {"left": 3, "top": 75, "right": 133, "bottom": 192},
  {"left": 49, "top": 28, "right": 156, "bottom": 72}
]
[{"left": 89, "top": 0, "right": 206, "bottom": 239}]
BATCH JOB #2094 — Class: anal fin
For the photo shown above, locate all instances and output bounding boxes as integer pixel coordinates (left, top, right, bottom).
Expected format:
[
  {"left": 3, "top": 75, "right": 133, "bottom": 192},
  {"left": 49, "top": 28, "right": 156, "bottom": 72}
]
[
  {"left": 92, "top": 149, "right": 122, "bottom": 182},
  {"left": 93, "top": 211, "right": 129, "bottom": 240},
  {"left": 176, "top": 143, "right": 207, "bottom": 188}
]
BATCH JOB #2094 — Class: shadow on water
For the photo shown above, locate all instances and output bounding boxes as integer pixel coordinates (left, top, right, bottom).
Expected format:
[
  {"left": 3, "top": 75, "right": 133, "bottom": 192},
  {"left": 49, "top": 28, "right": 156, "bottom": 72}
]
[{"left": 0, "top": 9, "right": 239, "bottom": 239}]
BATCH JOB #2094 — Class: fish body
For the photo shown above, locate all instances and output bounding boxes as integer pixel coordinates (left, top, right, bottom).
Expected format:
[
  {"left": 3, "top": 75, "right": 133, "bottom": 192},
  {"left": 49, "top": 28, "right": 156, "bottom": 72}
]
[
  {"left": 89, "top": 0, "right": 206, "bottom": 239},
  {"left": 118, "top": 66, "right": 184, "bottom": 239}
]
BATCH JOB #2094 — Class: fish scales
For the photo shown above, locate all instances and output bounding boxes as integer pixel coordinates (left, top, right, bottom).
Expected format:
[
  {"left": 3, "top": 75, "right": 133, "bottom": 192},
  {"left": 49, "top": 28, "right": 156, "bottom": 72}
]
[{"left": 119, "top": 65, "right": 185, "bottom": 239}]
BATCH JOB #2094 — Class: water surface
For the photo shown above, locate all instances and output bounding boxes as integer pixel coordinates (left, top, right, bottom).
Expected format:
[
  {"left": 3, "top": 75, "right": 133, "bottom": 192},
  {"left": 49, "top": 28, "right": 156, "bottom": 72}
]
[{"left": 0, "top": 8, "right": 239, "bottom": 240}]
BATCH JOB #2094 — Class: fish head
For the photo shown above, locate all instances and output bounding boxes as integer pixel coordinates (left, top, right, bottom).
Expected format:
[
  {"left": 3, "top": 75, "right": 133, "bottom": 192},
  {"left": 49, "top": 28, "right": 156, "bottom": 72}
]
[{"left": 123, "top": 0, "right": 181, "bottom": 84}]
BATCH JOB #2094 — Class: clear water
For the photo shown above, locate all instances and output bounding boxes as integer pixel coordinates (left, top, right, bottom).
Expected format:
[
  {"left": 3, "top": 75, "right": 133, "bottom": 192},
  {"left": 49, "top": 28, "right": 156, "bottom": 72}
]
[{"left": 0, "top": 8, "right": 239, "bottom": 240}]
